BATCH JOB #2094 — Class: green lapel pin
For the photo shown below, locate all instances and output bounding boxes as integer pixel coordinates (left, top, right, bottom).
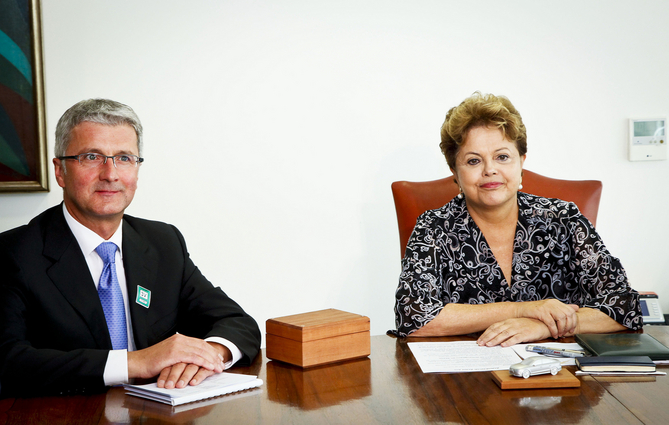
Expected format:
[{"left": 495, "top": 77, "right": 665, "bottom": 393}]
[{"left": 136, "top": 285, "right": 151, "bottom": 308}]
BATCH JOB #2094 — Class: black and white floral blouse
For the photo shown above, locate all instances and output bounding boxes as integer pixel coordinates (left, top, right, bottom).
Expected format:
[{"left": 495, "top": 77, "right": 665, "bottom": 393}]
[{"left": 393, "top": 192, "right": 642, "bottom": 337}]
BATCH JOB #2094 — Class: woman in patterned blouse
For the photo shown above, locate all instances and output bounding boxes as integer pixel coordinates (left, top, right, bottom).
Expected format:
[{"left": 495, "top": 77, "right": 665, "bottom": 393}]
[{"left": 393, "top": 92, "right": 642, "bottom": 346}]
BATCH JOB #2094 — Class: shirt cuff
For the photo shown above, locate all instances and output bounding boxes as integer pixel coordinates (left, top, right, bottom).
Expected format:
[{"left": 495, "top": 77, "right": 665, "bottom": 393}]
[
  {"left": 205, "top": 337, "right": 243, "bottom": 369},
  {"left": 103, "top": 349, "right": 129, "bottom": 386}
]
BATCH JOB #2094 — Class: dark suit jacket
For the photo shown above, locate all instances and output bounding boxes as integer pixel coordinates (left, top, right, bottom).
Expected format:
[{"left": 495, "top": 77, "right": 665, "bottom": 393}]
[{"left": 0, "top": 205, "right": 261, "bottom": 397}]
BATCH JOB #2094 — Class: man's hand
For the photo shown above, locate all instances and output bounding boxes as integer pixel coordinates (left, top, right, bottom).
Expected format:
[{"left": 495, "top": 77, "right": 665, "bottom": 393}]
[
  {"left": 156, "top": 342, "right": 232, "bottom": 389},
  {"left": 515, "top": 299, "right": 579, "bottom": 339},
  {"left": 156, "top": 363, "right": 215, "bottom": 389},
  {"left": 127, "top": 334, "right": 226, "bottom": 381},
  {"left": 477, "top": 318, "right": 553, "bottom": 347}
]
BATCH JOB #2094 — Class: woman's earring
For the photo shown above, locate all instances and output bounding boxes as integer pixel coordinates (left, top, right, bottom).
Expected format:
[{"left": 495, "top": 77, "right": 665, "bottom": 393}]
[
  {"left": 519, "top": 181, "right": 523, "bottom": 190},
  {"left": 457, "top": 187, "right": 464, "bottom": 199}
]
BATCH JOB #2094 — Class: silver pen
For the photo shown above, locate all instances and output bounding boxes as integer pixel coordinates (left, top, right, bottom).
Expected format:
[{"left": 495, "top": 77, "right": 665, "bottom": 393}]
[{"left": 526, "top": 345, "right": 586, "bottom": 358}]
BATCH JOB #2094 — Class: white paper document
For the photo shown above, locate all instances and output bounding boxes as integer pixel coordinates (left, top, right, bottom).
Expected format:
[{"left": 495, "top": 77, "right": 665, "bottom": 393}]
[
  {"left": 124, "top": 372, "right": 262, "bottom": 406},
  {"left": 408, "top": 341, "right": 523, "bottom": 373}
]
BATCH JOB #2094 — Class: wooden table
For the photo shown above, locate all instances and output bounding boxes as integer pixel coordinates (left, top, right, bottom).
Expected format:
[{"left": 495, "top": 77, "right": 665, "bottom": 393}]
[{"left": 2, "top": 327, "right": 669, "bottom": 424}]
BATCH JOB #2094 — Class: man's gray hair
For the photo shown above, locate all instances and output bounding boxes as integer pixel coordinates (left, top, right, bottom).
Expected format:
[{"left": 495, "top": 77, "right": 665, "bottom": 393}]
[{"left": 55, "top": 99, "right": 143, "bottom": 158}]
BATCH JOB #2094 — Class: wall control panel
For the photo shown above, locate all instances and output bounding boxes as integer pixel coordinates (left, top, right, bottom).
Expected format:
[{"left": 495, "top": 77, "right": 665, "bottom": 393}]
[
  {"left": 629, "top": 118, "right": 667, "bottom": 161},
  {"left": 640, "top": 292, "right": 666, "bottom": 325}
]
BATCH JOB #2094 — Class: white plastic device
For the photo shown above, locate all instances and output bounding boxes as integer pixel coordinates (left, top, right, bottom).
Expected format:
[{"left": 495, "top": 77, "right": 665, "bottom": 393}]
[
  {"left": 629, "top": 118, "right": 667, "bottom": 161},
  {"left": 639, "top": 292, "right": 665, "bottom": 324}
]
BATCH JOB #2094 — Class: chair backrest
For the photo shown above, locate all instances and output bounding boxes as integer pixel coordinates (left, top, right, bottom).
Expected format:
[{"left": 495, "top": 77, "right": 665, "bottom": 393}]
[{"left": 391, "top": 169, "right": 603, "bottom": 257}]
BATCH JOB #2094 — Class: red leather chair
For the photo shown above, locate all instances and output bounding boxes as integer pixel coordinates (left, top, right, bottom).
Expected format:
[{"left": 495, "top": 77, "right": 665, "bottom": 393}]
[{"left": 391, "top": 170, "right": 603, "bottom": 257}]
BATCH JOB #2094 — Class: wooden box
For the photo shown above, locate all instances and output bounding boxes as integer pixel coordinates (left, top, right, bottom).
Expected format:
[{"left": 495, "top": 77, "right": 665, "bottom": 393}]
[{"left": 266, "top": 309, "right": 370, "bottom": 368}]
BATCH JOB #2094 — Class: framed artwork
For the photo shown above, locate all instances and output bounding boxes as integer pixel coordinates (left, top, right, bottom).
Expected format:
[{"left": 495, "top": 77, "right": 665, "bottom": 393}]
[{"left": 0, "top": 0, "right": 48, "bottom": 192}]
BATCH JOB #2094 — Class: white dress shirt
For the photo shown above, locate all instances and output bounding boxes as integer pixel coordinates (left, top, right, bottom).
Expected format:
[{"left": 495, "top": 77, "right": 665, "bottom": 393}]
[{"left": 62, "top": 204, "right": 242, "bottom": 386}]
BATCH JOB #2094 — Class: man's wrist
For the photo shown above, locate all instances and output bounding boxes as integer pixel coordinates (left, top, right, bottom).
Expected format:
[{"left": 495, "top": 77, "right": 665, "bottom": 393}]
[
  {"left": 204, "top": 337, "right": 242, "bottom": 369},
  {"left": 207, "top": 341, "right": 232, "bottom": 363}
]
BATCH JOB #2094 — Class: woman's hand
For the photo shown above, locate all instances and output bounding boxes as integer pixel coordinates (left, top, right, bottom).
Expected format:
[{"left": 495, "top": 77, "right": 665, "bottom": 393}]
[
  {"left": 477, "top": 318, "right": 553, "bottom": 347},
  {"left": 515, "top": 299, "right": 579, "bottom": 339}
]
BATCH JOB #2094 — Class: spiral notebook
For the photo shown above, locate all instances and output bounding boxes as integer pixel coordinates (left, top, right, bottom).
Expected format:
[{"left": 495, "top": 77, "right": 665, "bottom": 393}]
[{"left": 124, "top": 372, "right": 262, "bottom": 406}]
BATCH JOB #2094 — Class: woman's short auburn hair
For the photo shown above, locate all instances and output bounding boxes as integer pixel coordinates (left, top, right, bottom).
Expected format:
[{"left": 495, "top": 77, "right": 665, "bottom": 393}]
[{"left": 439, "top": 92, "right": 527, "bottom": 170}]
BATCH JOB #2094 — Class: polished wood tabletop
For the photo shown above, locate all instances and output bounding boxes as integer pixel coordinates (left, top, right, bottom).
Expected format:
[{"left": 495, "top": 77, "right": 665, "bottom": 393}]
[{"left": 2, "top": 326, "right": 669, "bottom": 424}]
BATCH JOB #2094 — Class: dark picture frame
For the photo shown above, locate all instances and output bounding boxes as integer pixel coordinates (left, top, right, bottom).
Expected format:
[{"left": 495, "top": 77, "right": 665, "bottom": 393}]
[{"left": 0, "top": 0, "right": 48, "bottom": 192}]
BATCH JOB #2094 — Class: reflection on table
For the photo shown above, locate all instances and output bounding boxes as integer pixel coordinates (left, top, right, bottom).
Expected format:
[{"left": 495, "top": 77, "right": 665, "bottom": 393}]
[{"left": 2, "top": 327, "right": 669, "bottom": 424}]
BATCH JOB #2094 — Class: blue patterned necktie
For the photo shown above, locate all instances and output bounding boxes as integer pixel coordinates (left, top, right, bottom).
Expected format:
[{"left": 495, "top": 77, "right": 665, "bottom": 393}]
[{"left": 96, "top": 242, "right": 128, "bottom": 350}]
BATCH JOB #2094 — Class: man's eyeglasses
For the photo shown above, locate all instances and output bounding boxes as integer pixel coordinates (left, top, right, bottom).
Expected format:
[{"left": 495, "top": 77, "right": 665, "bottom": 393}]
[{"left": 58, "top": 153, "right": 144, "bottom": 169}]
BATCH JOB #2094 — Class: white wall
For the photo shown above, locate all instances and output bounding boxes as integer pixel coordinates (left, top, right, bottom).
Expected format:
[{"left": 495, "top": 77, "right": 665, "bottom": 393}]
[{"left": 2, "top": 0, "right": 668, "bottom": 343}]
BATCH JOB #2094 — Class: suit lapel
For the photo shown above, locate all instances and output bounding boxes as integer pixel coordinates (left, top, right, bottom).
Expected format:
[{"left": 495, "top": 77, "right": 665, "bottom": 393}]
[
  {"left": 123, "top": 219, "right": 159, "bottom": 350},
  {"left": 43, "top": 206, "right": 112, "bottom": 349}
]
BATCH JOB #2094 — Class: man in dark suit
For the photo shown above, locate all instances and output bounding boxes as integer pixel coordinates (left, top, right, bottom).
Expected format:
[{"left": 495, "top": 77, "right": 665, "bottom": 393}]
[{"left": 0, "top": 99, "right": 261, "bottom": 397}]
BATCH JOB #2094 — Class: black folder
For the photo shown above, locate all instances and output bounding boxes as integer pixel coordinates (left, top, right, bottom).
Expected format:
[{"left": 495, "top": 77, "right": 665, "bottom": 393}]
[{"left": 575, "top": 333, "right": 669, "bottom": 361}]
